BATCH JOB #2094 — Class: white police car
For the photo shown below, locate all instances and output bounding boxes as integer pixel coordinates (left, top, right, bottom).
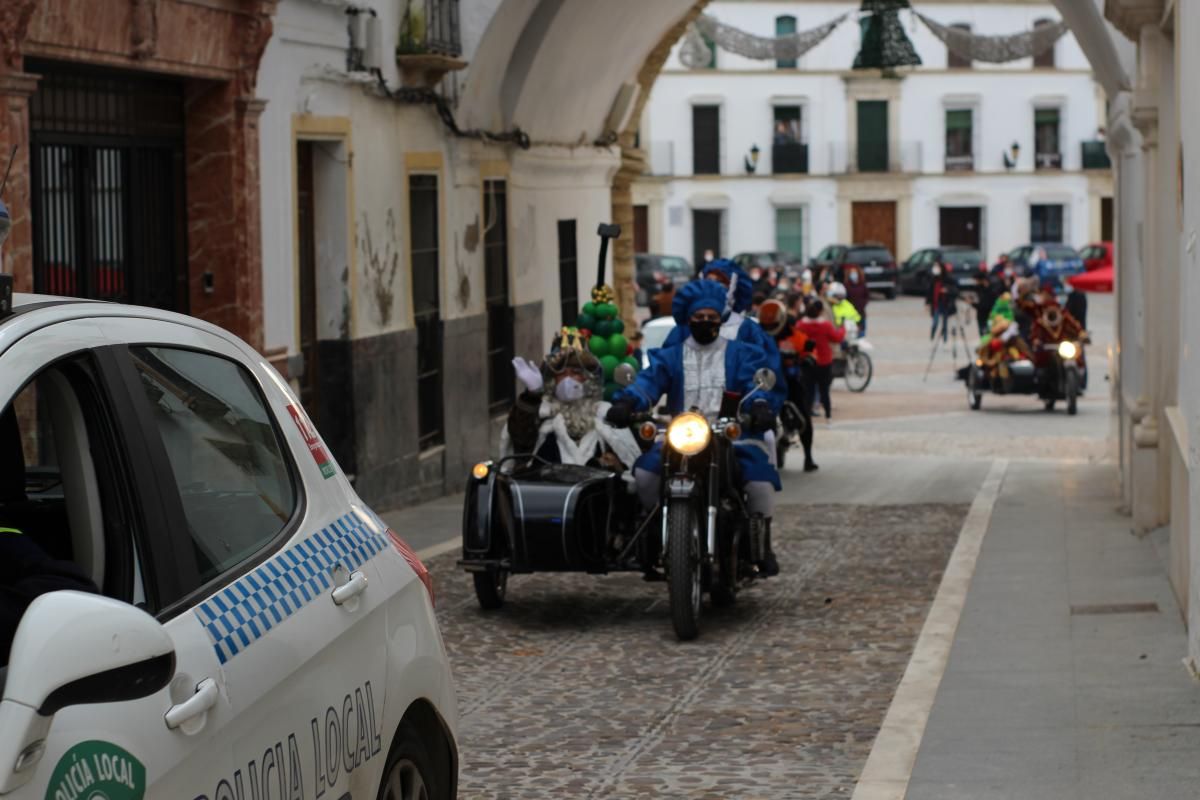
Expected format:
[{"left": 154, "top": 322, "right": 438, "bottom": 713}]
[{"left": 0, "top": 289, "right": 457, "bottom": 799}]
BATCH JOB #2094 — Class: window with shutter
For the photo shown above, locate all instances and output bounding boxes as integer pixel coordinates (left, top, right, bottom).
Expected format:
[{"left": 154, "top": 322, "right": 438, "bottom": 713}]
[
  {"left": 945, "top": 108, "right": 973, "bottom": 170},
  {"left": 692, "top": 105, "right": 721, "bottom": 175},
  {"left": 775, "top": 208, "right": 804, "bottom": 261},
  {"left": 775, "top": 16, "right": 797, "bottom": 68},
  {"left": 857, "top": 100, "right": 888, "bottom": 172},
  {"left": 1034, "top": 108, "right": 1061, "bottom": 169},
  {"left": 557, "top": 220, "right": 578, "bottom": 327},
  {"left": 410, "top": 173, "right": 443, "bottom": 450},
  {"left": 947, "top": 23, "right": 972, "bottom": 68}
]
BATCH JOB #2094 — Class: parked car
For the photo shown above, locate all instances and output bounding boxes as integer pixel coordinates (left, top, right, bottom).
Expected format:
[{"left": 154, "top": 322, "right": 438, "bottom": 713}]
[
  {"left": 816, "top": 243, "right": 899, "bottom": 298},
  {"left": 0, "top": 287, "right": 459, "bottom": 799},
  {"left": 1079, "top": 241, "right": 1114, "bottom": 272},
  {"left": 1005, "top": 243, "right": 1085, "bottom": 287},
  {"left": 635, "top": 253, "right": 692, "bottom": 318},
  {"left": 899, "top": 246, "right": 987, "bottom": 295},
  {"left": 809, "top": 244, "right": 847, "bottom": 282},
  {"left": 732, "top": 251, "right": 799, "bottom": 274}
]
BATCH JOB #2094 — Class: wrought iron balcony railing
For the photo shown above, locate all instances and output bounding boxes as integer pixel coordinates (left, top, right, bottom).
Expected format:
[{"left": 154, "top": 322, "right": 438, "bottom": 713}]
[
  {"left": 397, "top": 0, "right": 461, "bottom": 57},
  {"left": 1035, "top": 151, "right": 1063, "bottom": 170},
  {"left": 945, "top": 154, "right": 974, "bottom": 172},
  {"left": 772, "top": 142, "right": 809, "bottom": 175}
]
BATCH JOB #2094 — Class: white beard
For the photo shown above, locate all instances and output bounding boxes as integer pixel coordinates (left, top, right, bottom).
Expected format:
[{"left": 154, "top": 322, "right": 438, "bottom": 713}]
[{"left": 546, "top": 397, "right": 601, "bottom": 441}]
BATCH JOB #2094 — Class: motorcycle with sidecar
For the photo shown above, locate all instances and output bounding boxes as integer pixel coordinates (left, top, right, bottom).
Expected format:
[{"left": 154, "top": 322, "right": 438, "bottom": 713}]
[
  {"left": 458, "top": 368, "right": 778, "bottom": 641},
  {"left": 966, "top": 339, "right": 1087, "bottom": 415}
]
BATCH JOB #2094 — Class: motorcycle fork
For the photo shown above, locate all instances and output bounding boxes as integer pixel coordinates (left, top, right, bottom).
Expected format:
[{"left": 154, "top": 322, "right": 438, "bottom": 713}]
[{"left": 706, "top": 456, "right": 719, "bottom": 563}]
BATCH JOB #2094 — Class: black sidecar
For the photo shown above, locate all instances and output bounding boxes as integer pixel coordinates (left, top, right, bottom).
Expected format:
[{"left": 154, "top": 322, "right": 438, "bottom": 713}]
[{"left": 459, "top": 456, "right": 653, "bottom": 609}]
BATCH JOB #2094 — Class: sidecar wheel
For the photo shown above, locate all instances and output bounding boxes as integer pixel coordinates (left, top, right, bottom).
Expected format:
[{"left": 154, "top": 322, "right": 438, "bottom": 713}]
[
  {"left": 667, "top": 499, "right": 702, "bottom": 640},
  {"left": 473, "top": 569, "right": 508, "bottom": 610}
]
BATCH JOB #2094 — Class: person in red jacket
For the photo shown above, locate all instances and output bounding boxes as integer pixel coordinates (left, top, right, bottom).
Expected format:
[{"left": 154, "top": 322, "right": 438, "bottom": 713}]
[{"left": 796, "top": 299, "right": 845, "bottom": 421}]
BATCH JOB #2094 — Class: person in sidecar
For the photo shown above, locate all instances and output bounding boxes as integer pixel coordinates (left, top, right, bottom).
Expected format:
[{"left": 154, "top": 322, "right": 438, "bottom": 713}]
[
  {"left": 503, "top": 327, "right": 643, "bottom": 475},
  {"left": 605, "top": 280, "right": 784, "bottom": 577}
]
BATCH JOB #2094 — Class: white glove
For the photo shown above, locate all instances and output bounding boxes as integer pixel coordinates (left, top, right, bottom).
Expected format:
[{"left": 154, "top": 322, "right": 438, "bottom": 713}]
[{"left": 512, "top": 357, "right": 544, "bottom": 393}]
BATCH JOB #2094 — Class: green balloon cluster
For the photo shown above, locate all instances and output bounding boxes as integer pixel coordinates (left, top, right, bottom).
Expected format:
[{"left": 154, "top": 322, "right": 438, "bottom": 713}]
[{"left": 576, "top": 299, "right": 638, "bottom": 401}]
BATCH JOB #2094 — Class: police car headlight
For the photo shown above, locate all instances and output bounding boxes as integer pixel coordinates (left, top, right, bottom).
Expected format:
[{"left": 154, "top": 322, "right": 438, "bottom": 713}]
[
  {"left": 1058, "top": 341, "right": 1078, "bottom": 360},
  {"left": 667, "top": 412, "right": 711, "bottom": 456}
]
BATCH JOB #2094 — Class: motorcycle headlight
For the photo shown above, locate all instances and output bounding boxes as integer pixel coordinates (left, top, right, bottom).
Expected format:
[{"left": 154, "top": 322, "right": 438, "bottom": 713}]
[
  {"left": 667, "top": 412, "right": 711, "bottom": 456},
  {"left": 1058, "top": 341, "right": 1078, "bottom": 360}
]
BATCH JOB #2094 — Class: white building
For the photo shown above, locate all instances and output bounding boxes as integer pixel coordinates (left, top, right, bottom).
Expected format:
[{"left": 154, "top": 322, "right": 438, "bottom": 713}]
[{"left": 634, "top": 1, "right": 1114, "bottom": 270}]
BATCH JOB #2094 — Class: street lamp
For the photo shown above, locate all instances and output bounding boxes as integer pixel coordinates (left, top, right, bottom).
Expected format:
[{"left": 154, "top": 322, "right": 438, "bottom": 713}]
[
  {"left": 745, "top": 144, "right": 761, "bottom": 174},
  {"left": 1003, "top": 141, "right": 1021, "bottom": 170}
]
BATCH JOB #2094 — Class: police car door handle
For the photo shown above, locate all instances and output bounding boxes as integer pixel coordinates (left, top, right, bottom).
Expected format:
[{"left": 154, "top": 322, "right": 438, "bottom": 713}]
[
  {"left": 332, "top": 570, "right": 368, "bottom": 605},
  {"left": 165, "top": 678, "right": 219, "bottom": 730}
]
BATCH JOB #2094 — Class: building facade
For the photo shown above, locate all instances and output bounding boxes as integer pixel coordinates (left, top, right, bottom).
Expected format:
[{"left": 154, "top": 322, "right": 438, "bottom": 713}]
[
  {"left": 0, "top": 0, "right": 277, "bottom": 348},
  {"left": 634, "top": 1, "right": 1113, "bottom": 269}
]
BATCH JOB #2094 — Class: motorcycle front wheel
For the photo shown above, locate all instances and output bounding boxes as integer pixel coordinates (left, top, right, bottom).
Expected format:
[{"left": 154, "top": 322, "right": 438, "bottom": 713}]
[
  {"left": 844, "top": 350, "right": 873, "bottom": 392},
  {"left": 667, "top": 498, "right": 702, "bottom": 640},
  {"left": 473, "top": 569, "right": 508, "bottom": 610}
]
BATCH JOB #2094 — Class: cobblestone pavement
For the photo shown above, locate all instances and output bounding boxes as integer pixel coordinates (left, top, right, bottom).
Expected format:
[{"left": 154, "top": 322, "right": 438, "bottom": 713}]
[{"left": 431, "top": 503, "right": 966, "bottom": 798}]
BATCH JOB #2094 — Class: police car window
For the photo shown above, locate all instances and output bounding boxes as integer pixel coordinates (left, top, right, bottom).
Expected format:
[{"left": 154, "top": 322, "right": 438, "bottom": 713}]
[{"left": 128, "top": 347, "right": 297, "bottom": 585}]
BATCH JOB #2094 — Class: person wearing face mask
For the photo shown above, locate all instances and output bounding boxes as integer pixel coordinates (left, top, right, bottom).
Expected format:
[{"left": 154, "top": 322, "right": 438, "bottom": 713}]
[
  {"left": 606, "top": 280, "right": 784, "bottom": 576},
  {"left": 503, "top": 328, "right": 642, "bottom": 474},
  {"left": 662, "top": 260, "right": 787, "bottom": 408},
  {"left": 925, "top": 262, "right": 958, "bottom": 342},
  {"left": 843, "top": 266, "right": 870, "bottom": 336}
]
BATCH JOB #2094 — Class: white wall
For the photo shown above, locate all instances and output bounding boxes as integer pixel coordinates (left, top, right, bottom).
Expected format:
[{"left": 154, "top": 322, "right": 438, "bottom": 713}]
[{"left": 638, "top": 0, "right": 1105, "bottom": 264}]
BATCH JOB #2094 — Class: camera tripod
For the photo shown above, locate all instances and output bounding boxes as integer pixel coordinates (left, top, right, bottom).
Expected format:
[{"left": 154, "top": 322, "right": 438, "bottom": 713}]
[{"left": 923, "top": 299, "right": 976, "bottom": 382}]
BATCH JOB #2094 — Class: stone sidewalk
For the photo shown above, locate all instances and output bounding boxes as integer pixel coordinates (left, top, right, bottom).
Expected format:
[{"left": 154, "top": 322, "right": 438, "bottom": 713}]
[{"left": 886, "top": 460, "right": 1200, "bottom": 799}]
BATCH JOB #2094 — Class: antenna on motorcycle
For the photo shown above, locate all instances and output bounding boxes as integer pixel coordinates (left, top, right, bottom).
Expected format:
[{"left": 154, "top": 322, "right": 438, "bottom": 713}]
[{"left": 595, "top": 223, "right": 621, "bottom": 290}]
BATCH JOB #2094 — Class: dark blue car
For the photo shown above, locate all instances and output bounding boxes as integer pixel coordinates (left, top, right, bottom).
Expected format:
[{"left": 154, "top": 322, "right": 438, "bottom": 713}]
[{"left": 1005, "top": 244, "right": 1084, "bottom": 288}]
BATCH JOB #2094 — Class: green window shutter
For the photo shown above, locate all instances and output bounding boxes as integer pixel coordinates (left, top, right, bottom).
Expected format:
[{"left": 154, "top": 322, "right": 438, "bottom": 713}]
[
  {"left": 775, "top": 208, "right": 804, "bottom": 259},
  {"left": 1035, "top": 108, "right": 1059, "bottom": 124},
  {"left": 776, "top": 16, "right": 797, "bottom": 68},
  {"left": 857, "top": 100, "right": 889, "bottom": 172},
  {"left": 946, "top": 109, "right": 972, "bottom": 131}
]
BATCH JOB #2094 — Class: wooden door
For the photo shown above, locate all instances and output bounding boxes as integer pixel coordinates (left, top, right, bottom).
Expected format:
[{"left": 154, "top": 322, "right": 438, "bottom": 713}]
[
  {"left": 939, "top": 206, "right": 981, "bottom": 249},
  {"left": 851, "top": 201, "right": 896, "bottom": 255},
  {"left": 633, "top": 204, "right": 649, "bottom": 253},
  {"left": 296, "top": 141, "right": 319, "bottom": 423},
  {"left": 692, "top": 209, "right": 723, "bottom": 268}
]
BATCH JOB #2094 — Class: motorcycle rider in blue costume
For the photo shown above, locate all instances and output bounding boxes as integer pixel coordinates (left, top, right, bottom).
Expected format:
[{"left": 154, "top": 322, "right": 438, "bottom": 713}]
[
  {"left": 662, "top": 258, "right": 788, "bottom": 422},
  {"left": 606, "top": 280, "right": 784, "bottom": 576}
]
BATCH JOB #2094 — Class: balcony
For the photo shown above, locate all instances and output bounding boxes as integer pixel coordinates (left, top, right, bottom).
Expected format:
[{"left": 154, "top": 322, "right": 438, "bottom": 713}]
[
  {"left": 395, "top": 0, "right": 465, "bottom": 87},
  {"left": 772, "top": 142, "right": 809, "bottom": 175},
  {"left": 1035, "top": 151, "right": 1063, "bottom": 170},
  {"left": 829, "top": 141, "right": 924, "bottom": 174},
  {"left": 945, "top": 154, "right": 974, "bottom": 172},
  {"left": 1081, "top": 140, "right": 1112, "bottom": 170}
]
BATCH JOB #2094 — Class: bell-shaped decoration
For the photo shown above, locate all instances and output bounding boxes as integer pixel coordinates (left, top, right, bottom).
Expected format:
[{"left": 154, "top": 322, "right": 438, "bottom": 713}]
[{"left": 853, "top": 0, "right": 921, "bottom": 71}]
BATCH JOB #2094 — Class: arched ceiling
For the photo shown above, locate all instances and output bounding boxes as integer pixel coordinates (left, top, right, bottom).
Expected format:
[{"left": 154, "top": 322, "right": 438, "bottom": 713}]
[{"left": 459, "top": 0, "right": 698, "bottom": 144}]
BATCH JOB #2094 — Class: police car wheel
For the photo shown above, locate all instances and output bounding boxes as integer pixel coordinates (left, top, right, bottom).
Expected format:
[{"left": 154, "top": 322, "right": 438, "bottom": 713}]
[{"left": 379, "top": 726, "right": 438, "bottom": 800}]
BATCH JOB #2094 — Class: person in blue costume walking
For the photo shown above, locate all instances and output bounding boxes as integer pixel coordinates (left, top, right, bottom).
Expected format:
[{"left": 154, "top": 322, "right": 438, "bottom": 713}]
[
  {"left": 606, "top": 280, "right": 784, "bottom": 577},
  {"left": 662, "top": 258, "right": 788, "bottom": 420}
]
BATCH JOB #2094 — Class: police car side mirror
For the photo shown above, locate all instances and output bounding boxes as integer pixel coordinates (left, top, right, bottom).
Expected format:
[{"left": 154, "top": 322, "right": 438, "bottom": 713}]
[{"left": 0, "top": 592, "right": 175, "bottom": 791}]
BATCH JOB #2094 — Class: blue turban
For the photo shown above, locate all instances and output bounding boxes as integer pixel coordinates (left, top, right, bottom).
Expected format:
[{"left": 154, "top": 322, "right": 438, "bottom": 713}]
[
  {"left": 672, "top": 279, "right": 730, "bottom": 326},
  {"left": 702, "top": 259, "right": 755, "bottom": 314}
]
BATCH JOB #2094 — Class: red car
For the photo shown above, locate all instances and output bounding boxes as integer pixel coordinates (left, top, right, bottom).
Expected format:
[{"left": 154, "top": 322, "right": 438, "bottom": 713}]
[{"left": 1079, "top": 241, "right": 1113, "bottom": 272}]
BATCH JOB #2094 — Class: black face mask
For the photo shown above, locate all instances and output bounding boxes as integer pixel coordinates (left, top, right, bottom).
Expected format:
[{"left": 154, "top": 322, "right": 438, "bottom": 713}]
[{"left": 689, "top": 319, "right": 722, "bottom": 345}]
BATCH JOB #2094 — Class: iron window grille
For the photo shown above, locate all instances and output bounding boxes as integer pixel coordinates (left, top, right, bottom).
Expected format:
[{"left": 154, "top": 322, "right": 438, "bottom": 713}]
[
  {"left": 398, "top": 0, "right": 461, "bottom": 57},
  {"left": 27, "top": 60, "right": 187, "bottom": 311},
  {"left": 945, "top": 109, "right": 974, "bottom": 171},
  {"left": 1035, "top": 108, "right": 1062, "bottom": 170},
  {"left": 410, "top": 174, "right": 443, "bottom": 450},
  {"left": 484, "top": 180, "right": 514, "bottom": 414},
  {"left": 772, "top": 106, "right": 808, "bottom": 174}
]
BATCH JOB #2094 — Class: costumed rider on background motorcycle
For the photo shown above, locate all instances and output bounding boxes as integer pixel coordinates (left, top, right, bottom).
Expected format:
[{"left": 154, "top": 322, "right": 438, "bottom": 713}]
[
  {"left": 605, "top": 280, "right": 784, "bottom": 577},
  {"left": 663, "top": 258, "right": 788, "bottom": 461},
  {"left": 826, "top": 281, "right": 862, "bottom": 335},
  {"left": 504, "top": 327, "right": 642, "bottom": 476}
]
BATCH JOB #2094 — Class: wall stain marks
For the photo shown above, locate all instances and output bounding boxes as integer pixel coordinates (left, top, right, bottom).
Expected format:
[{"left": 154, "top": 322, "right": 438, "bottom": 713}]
[{"left": 359, "top": 210, "right": 401, "bottom": 327}]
